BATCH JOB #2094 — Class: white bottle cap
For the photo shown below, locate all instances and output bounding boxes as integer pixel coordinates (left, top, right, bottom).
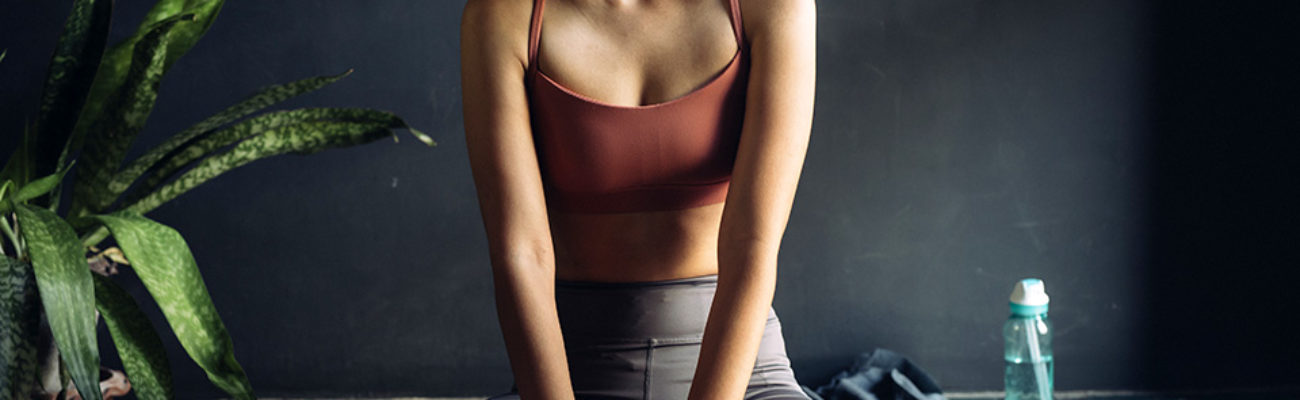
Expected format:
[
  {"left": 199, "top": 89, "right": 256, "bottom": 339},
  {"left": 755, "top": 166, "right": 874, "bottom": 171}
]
[{"left": 1009, "top": 278, "right": 1050, "bottom": 315}]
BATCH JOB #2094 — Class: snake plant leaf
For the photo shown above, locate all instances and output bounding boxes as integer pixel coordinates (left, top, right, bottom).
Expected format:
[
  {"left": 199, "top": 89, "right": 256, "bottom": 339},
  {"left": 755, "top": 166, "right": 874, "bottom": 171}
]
[
  {"left": 19, "top": 0, "right": 113, "bottom": 191},
  {"left": 13, "top": 204, "right": 101, "bottom": 400},
  {"left": 122, "top": 107, "right": 430, "bottom": 204},
  {"left": 0, "top": 180, "right": 12, "bottom": 201},
  {"left": 0, "top": 48, "right": 6, "bottom": 63},
  {"left": 110, "top": 69, "right": 356, "bottom": 197},
  {"left": 0, "top": 122, "right": 36, "bottom": 200},
  {"left": 139, "top": 0, "right": 225, "bottom": 74},
  {"left": 1, "top": 256, "right": 41, "bottom": 398},
  {"left": 0, "top": 163, "right": 74, "bottom": 216},
  {"left": 90, "top": 211, "right": 253, "bottom": 399},
  {"left": 124, "top": 120, "right": 396, "bottom": 214},
  {"left": 9, "top": 162, "right": 74, "bottom": 207},
  {"left": 69, "top": 14, "right": 194, "bottom": 220},
  {"left": 93, "top": 273, "right": 175, "bottom": 399},
  {"left": 64, "top": 0, "right": 225, "bottom": 173}
]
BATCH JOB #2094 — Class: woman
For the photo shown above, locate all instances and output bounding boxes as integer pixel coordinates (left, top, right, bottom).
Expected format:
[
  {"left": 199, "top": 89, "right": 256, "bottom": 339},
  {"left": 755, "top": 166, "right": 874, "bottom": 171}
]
[{"left": 459, "top": 0, "right": 815, "bottom": 398}]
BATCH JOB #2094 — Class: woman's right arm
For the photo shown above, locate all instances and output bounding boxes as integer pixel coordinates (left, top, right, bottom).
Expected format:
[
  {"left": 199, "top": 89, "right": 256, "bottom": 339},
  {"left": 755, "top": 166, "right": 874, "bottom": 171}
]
[{"left": 460, "top": 1, "right": 574, "bottom": 399}]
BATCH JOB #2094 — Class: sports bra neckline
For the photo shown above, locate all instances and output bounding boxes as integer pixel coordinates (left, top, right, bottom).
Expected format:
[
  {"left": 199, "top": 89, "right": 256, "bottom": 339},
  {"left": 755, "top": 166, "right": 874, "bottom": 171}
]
[
  {"left": 534, "top": 48, "right": 742, "bottom": 110},
  {"left": 527, "top": 0, "right": 746, "bottom": 110}
]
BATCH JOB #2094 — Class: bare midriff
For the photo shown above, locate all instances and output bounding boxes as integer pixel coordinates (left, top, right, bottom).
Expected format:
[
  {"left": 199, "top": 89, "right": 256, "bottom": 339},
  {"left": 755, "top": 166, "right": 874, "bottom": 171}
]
[{"left": 550, "top": 202, "right": 724, "bottom": 282}]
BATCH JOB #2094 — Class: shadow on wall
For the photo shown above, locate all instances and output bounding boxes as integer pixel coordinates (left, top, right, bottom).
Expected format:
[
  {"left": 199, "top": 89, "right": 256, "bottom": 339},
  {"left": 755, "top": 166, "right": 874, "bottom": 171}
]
[{"left": 1143, "top": 0, "right": 1300, "bottom": 390}]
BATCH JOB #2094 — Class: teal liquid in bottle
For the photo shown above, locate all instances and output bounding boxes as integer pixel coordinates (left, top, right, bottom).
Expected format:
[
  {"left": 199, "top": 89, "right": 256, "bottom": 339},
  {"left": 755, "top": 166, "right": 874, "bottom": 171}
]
[{"left": 1004, "top": 278, "right": 1053, "bottom": 400}]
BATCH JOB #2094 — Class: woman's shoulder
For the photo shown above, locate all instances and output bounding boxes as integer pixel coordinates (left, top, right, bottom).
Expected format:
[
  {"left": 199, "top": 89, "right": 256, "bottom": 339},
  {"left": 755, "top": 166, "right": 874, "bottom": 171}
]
[
  {"left": 737, "top": 0, "right": 816, "bottom": 40},
  {"left": 461, "top": 0, "right": 534, "bottom": 64},
  {"left": 463, "top": 0, "right": 532, "bottom": 23}
]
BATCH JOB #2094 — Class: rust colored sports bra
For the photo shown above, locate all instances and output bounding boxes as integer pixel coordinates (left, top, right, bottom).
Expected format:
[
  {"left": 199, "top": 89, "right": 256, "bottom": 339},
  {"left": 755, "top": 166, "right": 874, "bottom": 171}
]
[{"left": 527, "top": 0, "right": 749, "bottom": 214}]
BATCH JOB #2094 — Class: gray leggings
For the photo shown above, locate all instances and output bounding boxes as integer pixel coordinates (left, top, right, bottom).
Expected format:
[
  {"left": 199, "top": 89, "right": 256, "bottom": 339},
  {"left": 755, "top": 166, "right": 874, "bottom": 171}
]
[{"left": 487, "top": 274, "right": 810, "bottom": 400}]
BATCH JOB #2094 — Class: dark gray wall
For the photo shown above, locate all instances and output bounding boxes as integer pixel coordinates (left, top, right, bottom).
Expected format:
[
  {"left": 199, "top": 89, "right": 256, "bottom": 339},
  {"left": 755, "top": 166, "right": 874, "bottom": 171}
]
[{"left": 2, "top": 0, "right": 1296, "bottom": 398}]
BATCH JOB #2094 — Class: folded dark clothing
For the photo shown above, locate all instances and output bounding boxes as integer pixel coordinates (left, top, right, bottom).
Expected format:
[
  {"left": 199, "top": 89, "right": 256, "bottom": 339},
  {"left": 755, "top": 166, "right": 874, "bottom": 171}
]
[{"left": 800, "top": 348, "right": 946, "bottom": 400}]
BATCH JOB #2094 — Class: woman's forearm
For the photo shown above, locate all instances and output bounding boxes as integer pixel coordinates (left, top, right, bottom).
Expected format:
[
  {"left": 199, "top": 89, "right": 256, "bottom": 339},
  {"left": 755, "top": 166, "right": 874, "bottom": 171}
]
[
  {"left": 491, "top": 258, "right": 575, "bottom": 400},
  {"left": 687, "top": 252, "right": 779, "bottom": 400}
]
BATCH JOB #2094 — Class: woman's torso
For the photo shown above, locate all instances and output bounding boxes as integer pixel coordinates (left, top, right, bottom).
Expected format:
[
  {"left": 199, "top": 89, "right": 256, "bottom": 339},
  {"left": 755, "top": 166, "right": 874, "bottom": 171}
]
[{"left": 528, "top": 0, "right": 746, "bottom": 282}]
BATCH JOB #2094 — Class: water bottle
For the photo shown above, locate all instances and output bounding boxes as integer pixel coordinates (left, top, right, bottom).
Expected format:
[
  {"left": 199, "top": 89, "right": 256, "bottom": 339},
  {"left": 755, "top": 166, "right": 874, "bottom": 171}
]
[{"left": 1004, "top": 278, "right": 1053, "bottom": 400}]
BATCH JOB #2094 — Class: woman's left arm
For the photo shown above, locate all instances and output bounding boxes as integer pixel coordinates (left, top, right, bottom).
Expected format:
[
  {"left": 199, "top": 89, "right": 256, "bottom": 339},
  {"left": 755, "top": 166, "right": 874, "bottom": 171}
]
[{"left": 687, "top": 0, "right": 816, "bottom": 398}]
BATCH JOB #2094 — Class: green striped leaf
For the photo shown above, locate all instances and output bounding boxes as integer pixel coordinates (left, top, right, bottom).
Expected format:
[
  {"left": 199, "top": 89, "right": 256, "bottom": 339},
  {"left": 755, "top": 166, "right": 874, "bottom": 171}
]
[
  {"left": 91, "top": 211, "right": 253, "bottom": 399},
  {"left": 140, "top": 0, "right": 224, "bottom": 73},
  {"left": 93, "top": 273, "right": 175, "bottom": 399},
  {"left": 110, "top": 70, "right": 357, "bottom": 197},
  {"left": 69, "top": 14, "right": 193, "bottom": 220},
  {"left": 121, "top": 107, "right": 430, "bottom": 205},
  {"left": 1, "top": 256, "right": 41, "bottom": 398},
  {"left": 14, "top": 204, "right": 100, "bottom": 400},
  {"left": 0, "top": 164, "right": 73, "bottom": 216},
  {"left": 23, "top": 0, "right": 112, "bottom": 192},
  {"left": 64, "top": 0, "right": 224, "bottom": 174},
  {"left": 7, "top": 162, "right": 73, "bottom": 207},
  {"left": 124, "top": 120, "right": 395, "bottom": 214},
  {"left": 0, "top": 122, "right": 36, "bottom": 200},
  {"left": 0, "top": 48, "right": 7, "bottom": 63}
]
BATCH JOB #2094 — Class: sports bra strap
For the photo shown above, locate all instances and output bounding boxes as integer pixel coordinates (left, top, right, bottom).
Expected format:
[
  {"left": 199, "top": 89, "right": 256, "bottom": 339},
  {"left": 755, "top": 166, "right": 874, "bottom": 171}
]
[
  {"left": 527, "top": 0, "right": 546, "bottom": 75},
  {"left": 728, "top": 0, "right": 743, "bottom": 45}
]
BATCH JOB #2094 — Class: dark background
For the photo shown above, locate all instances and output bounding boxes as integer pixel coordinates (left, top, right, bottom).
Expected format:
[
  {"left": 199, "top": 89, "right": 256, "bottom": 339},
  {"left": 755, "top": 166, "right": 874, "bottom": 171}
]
[{"left": 3, "top": 0, "right": 1297, "bottom": 397}]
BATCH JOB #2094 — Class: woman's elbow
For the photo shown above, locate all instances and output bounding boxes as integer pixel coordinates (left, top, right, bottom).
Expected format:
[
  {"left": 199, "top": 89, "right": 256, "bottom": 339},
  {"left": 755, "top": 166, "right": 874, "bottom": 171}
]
[{"left": 487, "top": 240, "right": 555, "bottom": 276}]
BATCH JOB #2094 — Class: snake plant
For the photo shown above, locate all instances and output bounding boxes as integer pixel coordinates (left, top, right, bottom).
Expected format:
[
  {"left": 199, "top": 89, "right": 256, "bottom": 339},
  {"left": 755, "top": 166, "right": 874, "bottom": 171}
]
[{"left": 0, "top": 0, "right": 434, "bottom": 398}]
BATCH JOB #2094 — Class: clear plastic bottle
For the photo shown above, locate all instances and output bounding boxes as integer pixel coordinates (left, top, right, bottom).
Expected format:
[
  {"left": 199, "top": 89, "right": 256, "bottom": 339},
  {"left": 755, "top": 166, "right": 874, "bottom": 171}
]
[{"left": 1004, "top": 278, "right": 1053, "bottom": 400}]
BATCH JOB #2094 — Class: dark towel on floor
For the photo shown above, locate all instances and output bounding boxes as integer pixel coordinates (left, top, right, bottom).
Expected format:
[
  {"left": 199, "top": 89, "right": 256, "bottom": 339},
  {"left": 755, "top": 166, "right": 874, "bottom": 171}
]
[{"left": 800, "top": 348, "right": 946, "bottom": 400}]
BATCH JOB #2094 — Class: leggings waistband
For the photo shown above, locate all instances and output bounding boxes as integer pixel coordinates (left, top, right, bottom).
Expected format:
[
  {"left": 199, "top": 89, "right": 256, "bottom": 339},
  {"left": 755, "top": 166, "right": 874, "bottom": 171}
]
[
  {"left": 555, "top": 273, "right": 719, "bottom": 289},
  {"left": 555, "top": 274, "right": 725, "bottom": 342}
]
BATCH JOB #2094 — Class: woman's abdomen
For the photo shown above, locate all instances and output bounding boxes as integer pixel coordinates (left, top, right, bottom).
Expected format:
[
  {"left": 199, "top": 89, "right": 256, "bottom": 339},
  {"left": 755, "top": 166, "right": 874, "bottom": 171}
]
[{"left": 549, "top": 202, "right": 725, "bottom": 282}]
